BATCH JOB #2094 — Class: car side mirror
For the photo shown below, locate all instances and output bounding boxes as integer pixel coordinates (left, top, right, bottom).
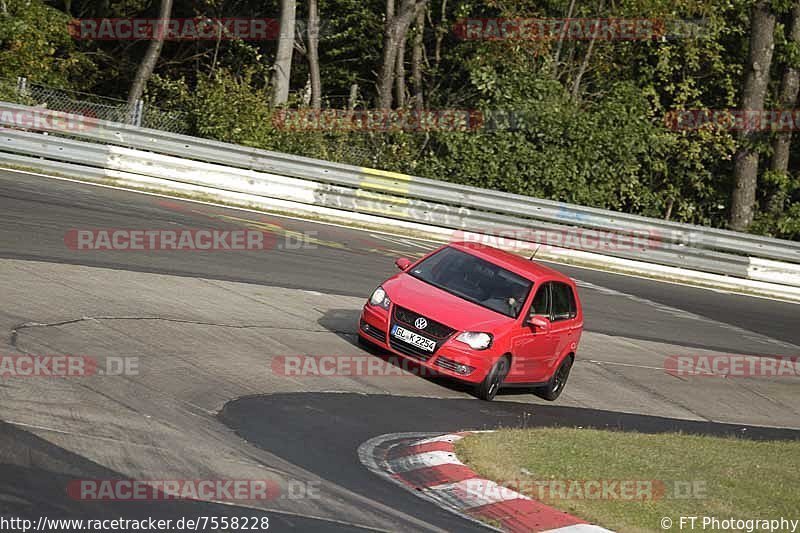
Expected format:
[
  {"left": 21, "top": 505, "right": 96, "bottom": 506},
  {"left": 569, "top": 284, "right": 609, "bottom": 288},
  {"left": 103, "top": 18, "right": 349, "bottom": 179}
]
[
  {"left": 527, "top": 315, "right": 551, "bottom": 333},
  {"left": 395, "top": 257, "right": 412, "bottom": 271}
]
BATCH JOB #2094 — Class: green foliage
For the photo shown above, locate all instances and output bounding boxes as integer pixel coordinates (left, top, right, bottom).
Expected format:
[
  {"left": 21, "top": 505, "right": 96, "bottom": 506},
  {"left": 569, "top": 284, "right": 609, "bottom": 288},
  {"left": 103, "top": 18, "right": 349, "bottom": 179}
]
[
  {"left": 7, "top": 0, "right": 798, "bottom": 239},
  {"left": 149, "top": 70, "right": 283, "bottom": 148},
  {"left": 752, "top": 202, "right": 800, "bottom": 239},
  {"left": 751, "top": 170, "right": 800, "bottom": 239},
  {"left": 148, "top": 69, "right": 425, "bottom": 169},
  {"left": 0, "top": 0, "right": 94, "bottom": 87},
  {"left": 422, "top": 82, "right": 670, "bottom": 213}
]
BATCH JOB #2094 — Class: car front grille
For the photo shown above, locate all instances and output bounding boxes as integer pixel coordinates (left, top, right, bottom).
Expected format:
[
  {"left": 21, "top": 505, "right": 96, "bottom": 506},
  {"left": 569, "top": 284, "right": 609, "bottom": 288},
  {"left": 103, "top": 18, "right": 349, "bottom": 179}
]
[{"left": 392, "top": 306, "right": 455, "bottom": 339}]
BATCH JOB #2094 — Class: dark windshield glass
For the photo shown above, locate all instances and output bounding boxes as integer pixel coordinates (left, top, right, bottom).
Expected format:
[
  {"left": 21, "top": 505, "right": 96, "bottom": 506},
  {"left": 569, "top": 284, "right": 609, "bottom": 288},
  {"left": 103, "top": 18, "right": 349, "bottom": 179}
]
[{"left": 408, "top": 247, "right": 533, "bottom": 318}]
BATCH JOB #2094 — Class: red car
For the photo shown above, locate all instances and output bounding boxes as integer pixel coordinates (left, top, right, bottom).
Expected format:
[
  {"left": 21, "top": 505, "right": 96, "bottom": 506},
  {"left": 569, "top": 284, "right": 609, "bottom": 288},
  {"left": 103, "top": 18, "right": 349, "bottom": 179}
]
[{"left": 358, "top": 242, "right": 583, "bottom": 401}]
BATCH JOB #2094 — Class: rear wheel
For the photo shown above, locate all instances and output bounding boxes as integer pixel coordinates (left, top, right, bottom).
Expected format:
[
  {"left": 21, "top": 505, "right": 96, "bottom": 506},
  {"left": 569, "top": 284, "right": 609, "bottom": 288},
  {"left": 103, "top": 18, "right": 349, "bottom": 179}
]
[
  {"left": 476, "top": 356, "right": 510, "bottom": 401},
  {"left": 535, "top": 355, "right": 573, "bottom": 401}
]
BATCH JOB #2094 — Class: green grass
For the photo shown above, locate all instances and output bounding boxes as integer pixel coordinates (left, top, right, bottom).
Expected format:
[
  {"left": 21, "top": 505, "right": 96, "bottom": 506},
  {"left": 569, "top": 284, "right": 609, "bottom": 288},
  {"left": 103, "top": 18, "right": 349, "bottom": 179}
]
[{"left": 455, "top": 428, "right": 800, "bottom": 533}]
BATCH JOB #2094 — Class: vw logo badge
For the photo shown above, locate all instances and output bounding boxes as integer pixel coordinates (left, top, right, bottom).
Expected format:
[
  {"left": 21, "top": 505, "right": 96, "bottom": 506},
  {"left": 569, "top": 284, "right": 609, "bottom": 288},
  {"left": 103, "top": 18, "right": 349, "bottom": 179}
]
[{"left": 414, "top": 317, "right": 428, "bottom": 330}]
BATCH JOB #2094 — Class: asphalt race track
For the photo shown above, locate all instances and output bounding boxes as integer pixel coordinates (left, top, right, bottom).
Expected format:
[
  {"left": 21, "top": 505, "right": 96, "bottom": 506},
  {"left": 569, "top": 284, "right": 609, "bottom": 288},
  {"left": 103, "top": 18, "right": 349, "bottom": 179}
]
[
  {"left": 220, "top": 393, "right": 800, "bottom": 533},
  {"left": 1, "top": 168, "right": 799, "bottom": 532}
]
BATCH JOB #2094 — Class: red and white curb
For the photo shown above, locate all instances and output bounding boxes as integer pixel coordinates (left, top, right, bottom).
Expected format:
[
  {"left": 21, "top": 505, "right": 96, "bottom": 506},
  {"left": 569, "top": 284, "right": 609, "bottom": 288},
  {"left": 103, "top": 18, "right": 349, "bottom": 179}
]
[{"left": 358, "top": 432, "right": 614, "bottom": 533}]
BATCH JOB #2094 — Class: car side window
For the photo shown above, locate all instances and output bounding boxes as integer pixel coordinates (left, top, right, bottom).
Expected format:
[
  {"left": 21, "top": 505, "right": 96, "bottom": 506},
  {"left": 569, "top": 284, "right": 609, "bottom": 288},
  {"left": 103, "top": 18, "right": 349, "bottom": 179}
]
[
  {"left": 529, "top": 283, "right": 550, "bottom": 317},
  {"left": 551, "top": 283, "right": 577, "bottom": 321}
]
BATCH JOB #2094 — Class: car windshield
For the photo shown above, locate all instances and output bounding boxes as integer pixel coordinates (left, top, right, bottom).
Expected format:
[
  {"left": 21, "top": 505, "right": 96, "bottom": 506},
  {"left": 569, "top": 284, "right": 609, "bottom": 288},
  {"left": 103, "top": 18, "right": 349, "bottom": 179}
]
[{"left": 408, "top": 246, "right": 533, "bottom": 318}]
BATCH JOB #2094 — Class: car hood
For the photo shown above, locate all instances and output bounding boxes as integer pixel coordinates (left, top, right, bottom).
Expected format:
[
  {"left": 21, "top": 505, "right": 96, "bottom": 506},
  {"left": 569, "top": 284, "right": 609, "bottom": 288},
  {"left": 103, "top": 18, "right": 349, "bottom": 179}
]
[{"left": 383, "top": 273, "right": 514, "bottom": 332}]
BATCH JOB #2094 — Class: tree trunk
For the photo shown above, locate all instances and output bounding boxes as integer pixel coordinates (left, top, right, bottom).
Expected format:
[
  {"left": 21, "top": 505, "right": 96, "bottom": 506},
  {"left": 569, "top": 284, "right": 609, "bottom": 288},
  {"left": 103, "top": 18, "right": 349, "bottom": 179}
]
[
  {"left": 395, "top": 34, "right": 407, "bottom": 108},
  {"left": 127, "top": 0, "right": 173, "bottom": 113},
  {"left": 411, "top": 8, "right": 425, "bottom": 111},
  {"left": 729, "top": 1, "right": 776, "bottom": 231},
  {"left": 570, "top": 35, "right": 596, "bottom": 102},
  {"left": 377, "top": 0, "right": 428, "bottom": 109},
  {"left": 433, "top": 0, "right": 446, "bottom": 66},
  {"left": 768, "top": 2, "right": 800, "bottom": 214},
  {"left": 307, "top": 0, "right": 322, "bottom": 110},
  {"left": 552, "top": 0, "right": 576, "bottom": 79},
  {"left": 272, "top": 0, "right": 297, "bottom": 106},
  {"left": 348, "top": 83, "right": 359, "bottom": 110},
  {"left": 570, "top": 1, "right": 603, "bottom": 101},
  {"left": 386, "top": 0, "right": 395, "bottom": 23},
  {"left": 378, "top": 0, "right": 397, "bottom": 109}
]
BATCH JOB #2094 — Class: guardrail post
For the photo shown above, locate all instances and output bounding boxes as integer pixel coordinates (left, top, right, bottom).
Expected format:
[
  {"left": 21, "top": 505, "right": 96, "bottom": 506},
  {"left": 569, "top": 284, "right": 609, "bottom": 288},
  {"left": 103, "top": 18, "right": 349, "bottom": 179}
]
[
  {"left": 127, "top": 99, "right": 144, "bottom": 127},
  {"left": 134, "top": 99, "right": 144, "bottom": 127},
  {"left": 16, "top": 76, "right": 28, "bottom": 97}
]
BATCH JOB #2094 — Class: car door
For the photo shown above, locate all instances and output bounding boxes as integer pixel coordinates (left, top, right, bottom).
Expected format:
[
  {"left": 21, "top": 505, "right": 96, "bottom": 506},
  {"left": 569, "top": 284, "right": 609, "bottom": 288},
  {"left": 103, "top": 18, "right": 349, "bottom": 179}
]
[
  {"left": 547, "top": 282, "right": 579, "bottom": 373},
  {"left": 508, "top": 282, "right": 558, "bottom": 383}
]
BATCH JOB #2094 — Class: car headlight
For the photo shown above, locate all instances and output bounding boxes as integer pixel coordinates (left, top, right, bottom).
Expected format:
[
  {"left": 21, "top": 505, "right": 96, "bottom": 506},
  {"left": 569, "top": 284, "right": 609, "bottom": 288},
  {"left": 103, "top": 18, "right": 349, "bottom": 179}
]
[
  {"left": 369, "top": 286, "right": 391, "bottom": 310},
  {"left": 456, "top": 332, "right": 493, "bottom": 350}
]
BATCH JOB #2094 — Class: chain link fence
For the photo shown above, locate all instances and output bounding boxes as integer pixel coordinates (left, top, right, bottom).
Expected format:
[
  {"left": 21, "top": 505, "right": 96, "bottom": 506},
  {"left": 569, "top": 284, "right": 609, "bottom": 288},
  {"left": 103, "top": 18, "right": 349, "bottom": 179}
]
[
  {"left": 0, "top": 78, "right": 422, "bottom": 172},
  {"left": 1, "top": 77, "right": 189, "bottom": 133}
]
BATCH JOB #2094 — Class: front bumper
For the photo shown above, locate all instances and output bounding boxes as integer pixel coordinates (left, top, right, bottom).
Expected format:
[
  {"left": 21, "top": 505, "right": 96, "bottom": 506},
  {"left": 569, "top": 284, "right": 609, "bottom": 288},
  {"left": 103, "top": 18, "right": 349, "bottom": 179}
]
[{"left": 358, "top": 303, "right": 496, "bottom": 384}]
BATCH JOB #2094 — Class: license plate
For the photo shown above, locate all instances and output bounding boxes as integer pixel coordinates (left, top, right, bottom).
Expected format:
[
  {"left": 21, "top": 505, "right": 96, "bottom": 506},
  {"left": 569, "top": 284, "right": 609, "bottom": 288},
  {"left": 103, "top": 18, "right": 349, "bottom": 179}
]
[{"left": 391, "top": 325, "right": 437, "bottom": 352}]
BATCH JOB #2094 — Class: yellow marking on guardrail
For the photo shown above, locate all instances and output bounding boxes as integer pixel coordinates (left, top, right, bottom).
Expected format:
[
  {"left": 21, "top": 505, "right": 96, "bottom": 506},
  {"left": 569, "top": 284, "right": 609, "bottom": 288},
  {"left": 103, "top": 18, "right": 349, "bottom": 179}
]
[
  {"left": 361, "top": 167, "right": 414, "bottom": 181},
  {"left": 359, "top": 167, "right": 413, "bottom": 195}
]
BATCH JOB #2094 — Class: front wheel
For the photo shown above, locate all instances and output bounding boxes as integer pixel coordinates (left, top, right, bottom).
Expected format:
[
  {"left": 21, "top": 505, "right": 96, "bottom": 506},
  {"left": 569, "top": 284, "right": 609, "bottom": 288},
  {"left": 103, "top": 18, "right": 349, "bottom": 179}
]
[
  {"left": 534, "top": 355, "right": 573, "bottom": 401},
  {"left": 475, "top": 356, "right": 510, "bottom": 401}
]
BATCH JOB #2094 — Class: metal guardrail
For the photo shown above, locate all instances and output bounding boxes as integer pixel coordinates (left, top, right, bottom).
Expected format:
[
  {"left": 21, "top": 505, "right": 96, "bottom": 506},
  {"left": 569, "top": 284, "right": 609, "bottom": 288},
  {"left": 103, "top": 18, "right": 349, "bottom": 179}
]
[{"left": 0, "top": 101, "right": 798, "bottom": 287}]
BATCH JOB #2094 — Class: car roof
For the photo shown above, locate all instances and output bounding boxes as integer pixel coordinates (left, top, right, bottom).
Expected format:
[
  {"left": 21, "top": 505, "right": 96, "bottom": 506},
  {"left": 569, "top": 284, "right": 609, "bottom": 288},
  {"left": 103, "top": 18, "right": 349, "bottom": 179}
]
[{"left": 448, "top": 241, "right": 574, "bottom": 284}]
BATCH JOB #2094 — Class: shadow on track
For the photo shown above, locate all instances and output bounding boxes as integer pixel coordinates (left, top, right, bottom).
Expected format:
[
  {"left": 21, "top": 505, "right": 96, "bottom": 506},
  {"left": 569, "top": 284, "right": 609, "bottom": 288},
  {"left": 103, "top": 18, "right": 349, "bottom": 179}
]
[
  {"left": 0, "top": 421, "right": 374, "bottom": 533},
  {"left": 317, "top": 308, "right": 486, "bottom": 398},
  {"left": 318, "top": 308, "right": 569, "bottom": 400}
]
